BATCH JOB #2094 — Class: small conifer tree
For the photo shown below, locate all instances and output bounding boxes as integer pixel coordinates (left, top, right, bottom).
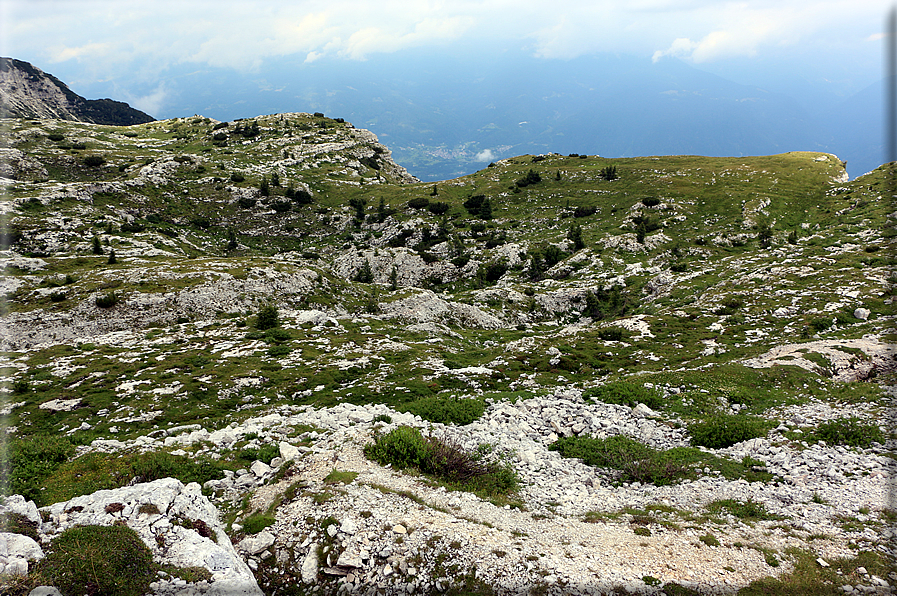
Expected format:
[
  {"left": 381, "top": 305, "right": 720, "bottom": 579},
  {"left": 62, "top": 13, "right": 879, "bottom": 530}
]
[
  {"left": 568, "top": 223, "right": 585, "bottom": 251},
  {"left": 354, "top": 259, "right": 374, "bottom": 283},
  {"left": 92, "top": 236, "right": 103, "bottom": 255},
  {"left": 107, "top": 249, "right": 117, "bottom": 264}
]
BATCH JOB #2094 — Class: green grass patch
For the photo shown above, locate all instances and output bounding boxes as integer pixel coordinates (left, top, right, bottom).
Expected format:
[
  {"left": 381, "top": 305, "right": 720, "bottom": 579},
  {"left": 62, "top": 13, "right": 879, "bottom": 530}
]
[
  {"left": 583, "top": 381, "right": 663, "bottom": 410},
  {"left": 689, "top": 415, "right": 772, "bottom": 449},
  {"left": 400, "top": 396, "right": 485, "bottom": 425}
]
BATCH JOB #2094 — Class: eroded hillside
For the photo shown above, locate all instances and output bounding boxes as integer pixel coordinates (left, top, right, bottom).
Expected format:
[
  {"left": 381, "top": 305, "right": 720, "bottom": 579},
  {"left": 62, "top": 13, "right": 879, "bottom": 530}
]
[{"left": 0, "top": 114, "right": 894, "bottom": 596}]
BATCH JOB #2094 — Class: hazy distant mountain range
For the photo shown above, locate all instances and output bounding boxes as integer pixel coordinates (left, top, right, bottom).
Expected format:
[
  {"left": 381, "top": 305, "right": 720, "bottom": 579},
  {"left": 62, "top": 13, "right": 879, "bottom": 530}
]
[
  {"left": 1, "top": 54, "right": 883, "bottom": 180},
  {"left": 141, "top": 51, "right": 882, "bottom": 181},
  {"left": 0, "top": 57, "right": 154, "bottom": 126}
]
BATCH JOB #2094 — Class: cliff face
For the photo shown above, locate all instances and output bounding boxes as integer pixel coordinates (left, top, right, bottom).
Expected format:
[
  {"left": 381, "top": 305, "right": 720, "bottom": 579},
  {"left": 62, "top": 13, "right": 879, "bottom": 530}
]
[{"left": 0, "top": 57, "right": 154, "bottom": 125}]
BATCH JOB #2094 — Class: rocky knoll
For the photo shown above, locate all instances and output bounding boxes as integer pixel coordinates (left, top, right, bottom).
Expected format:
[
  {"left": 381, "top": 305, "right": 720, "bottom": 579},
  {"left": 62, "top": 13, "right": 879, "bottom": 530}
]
[{"left": 0, "top": 58, "right": 154, "bottom": 125}]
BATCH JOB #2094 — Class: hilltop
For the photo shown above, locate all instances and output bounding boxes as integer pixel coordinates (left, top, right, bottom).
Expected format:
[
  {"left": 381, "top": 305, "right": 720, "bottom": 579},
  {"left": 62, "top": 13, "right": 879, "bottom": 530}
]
[{"left": 0, "top": 113, "right": 894, "bottom": 596}]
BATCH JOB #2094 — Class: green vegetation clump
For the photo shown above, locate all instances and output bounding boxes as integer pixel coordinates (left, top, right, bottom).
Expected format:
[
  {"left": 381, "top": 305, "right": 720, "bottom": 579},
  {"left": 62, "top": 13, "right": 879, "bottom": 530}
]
[
  {"left": 255, "top": 303, "right": 279, "bottom": 330},
  {"left": 242, "top": 512, "right": 275, "bottom": 534},
  {"left": 0, "top": 435, "right": 75, "bottom": 504},
  {"left": 706, "top": 498, "right": 778, "bottom": 521},
  {"left": 364, "top": 426, "right": 517, "bottom": 497},
  {"left": 38, "top": 525, "right": 155, "bottom": 596},
  {"left": 548, "top": 435, "right": 690, "bottom": 486},
  {"left": 583, "top": 382, "right": 663, "bottom": 410},
  {"left": 688, "top": 415, "right": 770, "bottom": 449},
  {"left": 811, "top": 417, "right": 884, "bottom": 447},
  {"left": 401, "top": 396, "right": 485, "bottom": 425}
]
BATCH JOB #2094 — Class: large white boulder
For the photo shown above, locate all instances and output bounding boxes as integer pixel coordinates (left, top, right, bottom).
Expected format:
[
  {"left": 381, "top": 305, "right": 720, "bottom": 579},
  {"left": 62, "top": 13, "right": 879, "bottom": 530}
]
[{"left": 41, "top": 477, "right": 262, "bottom": 596}]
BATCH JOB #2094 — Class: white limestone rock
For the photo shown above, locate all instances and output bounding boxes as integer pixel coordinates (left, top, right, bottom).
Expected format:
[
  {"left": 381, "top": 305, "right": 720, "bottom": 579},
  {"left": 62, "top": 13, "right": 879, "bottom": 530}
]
[{"left": 41, "top": 477, "right": 262, "bottom": 596}]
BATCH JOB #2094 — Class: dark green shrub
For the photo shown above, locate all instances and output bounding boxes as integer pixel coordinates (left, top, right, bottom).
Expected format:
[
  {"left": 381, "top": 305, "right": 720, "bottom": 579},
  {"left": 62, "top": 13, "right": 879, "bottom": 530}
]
[
  {"left": 688, "top": 415, "right": 770, "bottom": 449},
  {"left": 582, "top": 285, "right": 630, "bottom": 320},
  {"left": 107, "top": 249, "right": 117, "bottom": 265},
  {"left": 601, "top": 165, "right": 618, "bottom": 180},
  {"left": 813, "top": 417, "right": 884, "bottom": 447},
  {"left": 83, "top": 155, "right": 106, "bottom": 167},
  {"left": 631, "top": 214, "right": 660, "bottom": 243},
  {"left": 364, "top": 425, "right": 431, "bottom": 470},
  {"left": 354, "top": 259, "right": 375, "bottom": 283},
  {"left": 568, "top": 223, "right": 585, "bottom": 251},
  {"left": 714, "top": 296, "right": 745, "bottom": 315},
  {"left": 92, "top": 236, "right": 103, "bottom": 255},
  {"left": 573, "top": 206, "right": 597, "bottom": 218},
  {"left": 294, "top": 189, "right": 313, "bottom": 205},
  {"left": 463, "top": 195, "right": 485, "bottom": 214},
  {"left": 584, "top": 382, "right": 662, "bottom": 410},
  {"left": 641, "top": 197, "right": 660, "bottom": 207},
  {"left": 230, "top": 172, "right": 245, "bottom": 183},
  {"left": 809, "top": 317, "right": 832, "bottom": 332},
  {"left": 428, "top": 201, "right": 450, "bottom": 215},
  {"left": 365, "top": 426, "right": 517, "bottom": 497},
  {"left": 50, "top": 290, "right": 67, "bottom": 302},
  {"left": 515, "top": 169, "right": 541, "bottom": 188},
  {"left": 272, "top": 201, "right": 291, "bottom": 213},
  {"left": 254, "top": 303, "right": 279, "bottom": 330},
  {"left": 39, "top": 525, "right": 155, "bottom": 596},
  {"left": 95, "top": 291, "right": 118, "bottom": 308},
  {"left": 478, "top": 197, "right": 493, "bottom": 220},
  {"left": 483, "top": 261, "right": 507, "bottom": 282},
  {"left": 408, "top": 197, "right": 430, "bottom": 209},
  {"left": 670, "top": 261, "right": 688, "bottom": 272},
  {"left": 597, "top": 328, "right": 625, "bottom": 341},
  {"left": 48, "top": 133, "right": 65, "bottom": 142},
  {"left": 402, "top": 397, "right": 485, "bottom": 425}
]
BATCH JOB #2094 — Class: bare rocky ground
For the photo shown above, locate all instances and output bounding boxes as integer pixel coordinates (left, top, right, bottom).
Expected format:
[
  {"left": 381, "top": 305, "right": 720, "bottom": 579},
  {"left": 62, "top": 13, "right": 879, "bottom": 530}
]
[{"left": 0, "top": 114, "right": 894, "bottom": 595}]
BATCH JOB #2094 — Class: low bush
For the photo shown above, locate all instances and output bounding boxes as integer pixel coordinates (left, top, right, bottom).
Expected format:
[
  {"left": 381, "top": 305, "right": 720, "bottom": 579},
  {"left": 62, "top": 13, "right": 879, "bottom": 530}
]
[
  {"left": 706, "top": 498, "right": 777, "bottom": 521},
  {"left": 812, "top": 417, "right": 884, "bottom": 447},
  {"left": 95, "top": 291, "right": 118, "bottom": 308},
  {"left": 39, "top": 525, "right": 155, "bottom": 596},
  {"left": 255, "top": 303, "right": 279, "bottom": 330},
  {"left": 715, "top": 296, "right": 745, "bottom": 315},
  {"left": 365, "top": 426, "right": 517, "bottom": 496},
  {"left": 641, "top": 197, "right": 660, "bottom": 207},
  {"left": 573, "top": 206, "right": 597, "bottom": 218},
  {"left": 583, "top": 382, "right": 662, "bottom": 410},
  {"left": 83, "top": 155, "right": 106, "bottom": 167},
  {"left": 548, "top": 435, "right": 691, "bottom": 486},
  {"left": 47, "top": 133, "right": 65, "bottom": 142},
  {"left": 688, "top": 415, "right": 770, "bottom": 449},
  {"left": 408, "top": 197, "right": 430, "bottom": 209},
  {"left": 428, "top": 201, "right": 450, "bottom": 215},
  {"left": 402, "top": 397, "right": 485, "bottom": 425},
  {"left": 597, "top": 328, "right": 625, "bottom": 341}
]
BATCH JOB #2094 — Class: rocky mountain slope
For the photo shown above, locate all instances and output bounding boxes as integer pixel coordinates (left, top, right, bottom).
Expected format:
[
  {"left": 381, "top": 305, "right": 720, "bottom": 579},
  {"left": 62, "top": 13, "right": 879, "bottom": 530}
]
[
  {"left": 0, "top": 112, "right": 894, "bottom": 596},
  {"left": 0, "top": 58, "right": 154, "bottom": 125}
]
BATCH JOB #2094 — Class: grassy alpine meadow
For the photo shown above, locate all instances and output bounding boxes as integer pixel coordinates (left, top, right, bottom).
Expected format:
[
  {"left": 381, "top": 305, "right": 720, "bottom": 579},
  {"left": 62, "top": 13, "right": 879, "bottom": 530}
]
[{"left": 0, "top": 114, "right": 894, "bottom": 594}]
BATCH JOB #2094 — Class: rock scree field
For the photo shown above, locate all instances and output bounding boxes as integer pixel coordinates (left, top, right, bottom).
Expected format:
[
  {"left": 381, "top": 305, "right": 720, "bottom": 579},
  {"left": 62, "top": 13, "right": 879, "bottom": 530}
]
[{"left": 0, "top": 112, "right": 894, "bottom": 596}]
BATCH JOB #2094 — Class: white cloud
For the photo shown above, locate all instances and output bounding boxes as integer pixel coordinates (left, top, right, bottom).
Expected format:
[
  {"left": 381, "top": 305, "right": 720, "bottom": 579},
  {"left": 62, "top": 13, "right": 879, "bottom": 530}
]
[
  {"left": 128, "top": 84, "right": 169, "bottom": 117},
  {"left": 474, "top": 149, "right": 495, "bottom": 162},
  {"left": 48, "top": 42, "right": 112, "bottom": 63},
  {"left": 4, "top": 0, "right": 892, "bottom": 76}
]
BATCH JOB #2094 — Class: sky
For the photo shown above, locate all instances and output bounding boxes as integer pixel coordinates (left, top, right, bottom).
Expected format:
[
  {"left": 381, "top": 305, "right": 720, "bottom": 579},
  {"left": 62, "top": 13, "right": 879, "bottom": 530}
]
[
  {"left": 1, "top": 0, "right": 890, "bottom": 116},
  {"left": 0, "top": 1, "right": 893, "bottom": 180}
]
